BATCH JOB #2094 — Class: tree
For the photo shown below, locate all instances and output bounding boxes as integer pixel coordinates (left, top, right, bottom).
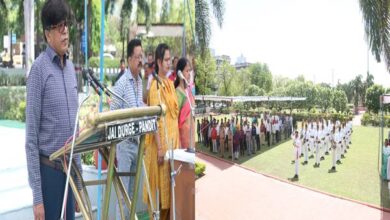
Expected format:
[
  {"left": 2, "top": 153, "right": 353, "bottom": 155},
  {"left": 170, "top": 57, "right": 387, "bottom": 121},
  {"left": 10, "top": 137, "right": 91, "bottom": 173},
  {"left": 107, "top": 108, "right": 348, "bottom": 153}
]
[
  {"left": 366, "top": 84, "right": 385, "bottom": 113},
  {"left": 351, "top": 74, "right": 363, "bottom": 107},
  {"left": 231, "top": 68, "right": 251, "bottom": 95},
  {"left": 245, "top": 85, "right": 265, "bottom": 96},
  {"left": 195, "top": 0, "right": 225, "bottom": 58},
  {"left": 249, "top": 62, "right": 272, "bottom": 93},
  {"left": 195, "top": 50, "right": 217, "bottom": 95},
  {"left": 105, "top": 0, "right": 150, "bottom": 58},
  {"left": 217, "top": 61, "right": 235, "bottom": 96},
  {"left": 317, "top": 86, "right": 334, "bottom": 112},
  {"left": 333, "top": 89, "right": 348, "bottom": 113},
  {"left": 361, "top": 72, "right": 374, "bottom": 106},
  {"left": 359, "top": 0, "right": 390, "bottom": 72},
  {"left": 336, "top": 81, "right": 354, "bottom": 103}
]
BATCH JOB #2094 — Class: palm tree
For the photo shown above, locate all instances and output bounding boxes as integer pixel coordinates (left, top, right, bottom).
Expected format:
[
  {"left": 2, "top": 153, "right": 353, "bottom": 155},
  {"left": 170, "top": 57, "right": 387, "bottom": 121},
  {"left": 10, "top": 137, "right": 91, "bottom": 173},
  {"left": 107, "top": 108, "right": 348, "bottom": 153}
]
[
  {"left": 352, "top": 74, "right": 363, "bottom": 108},
  {"left": 360, "top": 72, "right": 374, "bottom": 106},
  {"left": 359, "top": 0, "right": 390, "bottom": 72},
  {"left": 195, "top": 0, "right": 225, "bottom": 58},
  {"left": 105, "top": 0, "right": 150, "bottom": 59}
]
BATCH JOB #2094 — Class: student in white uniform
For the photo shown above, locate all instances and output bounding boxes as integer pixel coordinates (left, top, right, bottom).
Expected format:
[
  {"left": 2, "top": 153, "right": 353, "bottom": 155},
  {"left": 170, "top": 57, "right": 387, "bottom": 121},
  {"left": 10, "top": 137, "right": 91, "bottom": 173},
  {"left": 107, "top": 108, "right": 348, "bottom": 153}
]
[
  {"left": 320, "top": 124, "right": 326, "bottom": 161},
  {"left": 325, "top": 120, "right": 331, "bottom": 155},
  {"left": 292, "top": 130, "right": 302, "bottom": 180},
  {"left": 329, "top": 125, "right": 337, "bottom": 172},
  {"left": 341, "top": 123, "right": 347, "bottom": 158},
  {"left": 300, "top": 123, "right": 305, "bottom": 158},
  {"left": 309, "top": 123, "right": 316, "bottom": 159},
  {"left": 335, "top": 126, "right": 343, "bottom": 164},
  {"left": 302, "top": 124, "right": 309, "bottom": 165},
  {"left": 314, "top": 125, "right": 321, "bottom": 167}
]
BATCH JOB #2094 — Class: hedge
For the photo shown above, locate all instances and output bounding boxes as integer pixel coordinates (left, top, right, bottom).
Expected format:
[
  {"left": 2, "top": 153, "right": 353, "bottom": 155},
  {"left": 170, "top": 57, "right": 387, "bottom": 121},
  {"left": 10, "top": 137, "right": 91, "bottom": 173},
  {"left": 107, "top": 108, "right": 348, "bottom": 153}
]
[
  {"left": 0, "top": 86, "right": 26, "bottom": 121},
  {"left": 195, "top": 162, "right": 206, "bottom": 178},
  {"left": 89, "top": 57, "right": 121, "bottom": 69},
  {"left": 0, "top": 69, "right": 26, "bottom": 86},
  {"left": 361, "top": 112, "right": 390, "bottom": 127}
]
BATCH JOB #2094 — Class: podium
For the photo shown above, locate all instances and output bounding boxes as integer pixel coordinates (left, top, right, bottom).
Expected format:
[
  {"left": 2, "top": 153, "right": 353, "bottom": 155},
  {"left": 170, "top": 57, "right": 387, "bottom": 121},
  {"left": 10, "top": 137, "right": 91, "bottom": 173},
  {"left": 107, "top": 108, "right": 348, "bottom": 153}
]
[
  {"left": 50, "top": 105, "right": 166, "bottom": 220},
  {"left": 165, "top": 149, "right": 195, "bottom": 220}
]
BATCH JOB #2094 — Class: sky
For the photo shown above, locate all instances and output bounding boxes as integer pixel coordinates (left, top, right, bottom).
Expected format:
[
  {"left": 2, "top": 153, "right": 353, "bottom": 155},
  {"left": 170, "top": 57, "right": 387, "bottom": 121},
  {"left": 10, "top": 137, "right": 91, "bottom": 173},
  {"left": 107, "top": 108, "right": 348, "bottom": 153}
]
[{"left": 209, "top": 0, "right": 390, "bottom": 87}]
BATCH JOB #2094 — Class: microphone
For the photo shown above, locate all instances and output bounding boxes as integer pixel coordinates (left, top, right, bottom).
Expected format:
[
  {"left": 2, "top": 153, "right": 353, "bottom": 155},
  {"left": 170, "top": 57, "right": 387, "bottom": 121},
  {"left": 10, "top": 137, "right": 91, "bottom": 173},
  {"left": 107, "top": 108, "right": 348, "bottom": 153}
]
[
  {"left": 177, "top": 70, "right": 189, "bottom": 86},
  {"left": 152, "top": 72, "right": 164, "bottom": 88},
  {"left": 82, "top": 69, "right": 102, "bottom": 96},
  {"left": 87, "top": 69, "right": 111, "bottom": 97}
]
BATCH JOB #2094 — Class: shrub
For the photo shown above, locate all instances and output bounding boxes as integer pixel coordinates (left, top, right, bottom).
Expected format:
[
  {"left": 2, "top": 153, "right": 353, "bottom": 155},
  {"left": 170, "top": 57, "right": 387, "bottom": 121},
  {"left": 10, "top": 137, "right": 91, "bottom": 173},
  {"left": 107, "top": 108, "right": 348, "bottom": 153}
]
[
  {"left": 361, "top": 112, "right": 390, "bottom": 127},
  {"left": 0, "top": 86, "right": 26, "bottom": 121},
  {"left": 0, "top": 70, "right": 26, "bottom": 86},
  {"left": 195, "top": 162, "right": 206, "bottom": 177},
  {"left": 89, "top": 57, "right": 121, "bottom": 69}
]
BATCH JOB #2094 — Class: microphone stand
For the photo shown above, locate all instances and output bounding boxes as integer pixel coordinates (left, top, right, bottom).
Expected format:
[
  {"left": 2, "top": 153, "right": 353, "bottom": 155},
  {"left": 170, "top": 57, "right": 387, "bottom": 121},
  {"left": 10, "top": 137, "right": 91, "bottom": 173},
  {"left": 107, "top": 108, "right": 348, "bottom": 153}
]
[{"left": 60, "top": 80, "right": 92, "bottom": 220}]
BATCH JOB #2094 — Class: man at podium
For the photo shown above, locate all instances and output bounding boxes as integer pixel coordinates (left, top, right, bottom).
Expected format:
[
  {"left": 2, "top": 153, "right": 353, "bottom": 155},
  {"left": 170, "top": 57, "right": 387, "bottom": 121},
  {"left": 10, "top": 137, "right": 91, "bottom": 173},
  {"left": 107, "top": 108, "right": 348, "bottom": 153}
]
[
  {"left": 25, "top": 0, "right": 81, "bottom": 219},
  {"left": 110, "top": 39, "right": 145, "bottom": 219}
]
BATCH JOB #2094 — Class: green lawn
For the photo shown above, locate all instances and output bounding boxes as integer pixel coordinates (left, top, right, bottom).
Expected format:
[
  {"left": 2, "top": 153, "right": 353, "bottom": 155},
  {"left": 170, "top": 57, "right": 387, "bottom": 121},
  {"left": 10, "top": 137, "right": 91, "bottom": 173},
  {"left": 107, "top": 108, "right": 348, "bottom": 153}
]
[{"left": 197, "top": 126, "right": 390, "bottom": 208}]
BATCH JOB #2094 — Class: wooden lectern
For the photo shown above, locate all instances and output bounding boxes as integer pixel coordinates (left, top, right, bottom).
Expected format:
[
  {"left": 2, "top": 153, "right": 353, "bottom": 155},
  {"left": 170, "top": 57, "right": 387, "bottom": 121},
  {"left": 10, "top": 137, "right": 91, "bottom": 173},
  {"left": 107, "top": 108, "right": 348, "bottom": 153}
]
[
  {"left": 166, "top": 149, "right": 195, "bottom": 220},
  {"left": 50, "top": 105, "right": 166, "bottom": 220}
]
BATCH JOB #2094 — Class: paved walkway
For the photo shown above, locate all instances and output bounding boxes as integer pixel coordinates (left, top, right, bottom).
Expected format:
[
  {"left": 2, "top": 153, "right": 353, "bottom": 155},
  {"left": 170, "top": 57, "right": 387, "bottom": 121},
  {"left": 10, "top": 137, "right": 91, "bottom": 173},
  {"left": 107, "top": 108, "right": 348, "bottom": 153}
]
[
  {"left": 195, "top": 152, "right": 390, "bottom": 220},
  {"left": 353, "top": 111, "right": 364, "bottom": 126}
]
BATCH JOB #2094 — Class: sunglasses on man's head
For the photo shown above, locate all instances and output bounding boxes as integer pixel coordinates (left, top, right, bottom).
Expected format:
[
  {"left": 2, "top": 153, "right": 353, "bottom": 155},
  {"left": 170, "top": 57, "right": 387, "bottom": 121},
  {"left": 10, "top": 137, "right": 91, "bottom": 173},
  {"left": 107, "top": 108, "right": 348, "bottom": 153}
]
[{"left": 46, "top": 20, "right": 70, "bottom": 33}]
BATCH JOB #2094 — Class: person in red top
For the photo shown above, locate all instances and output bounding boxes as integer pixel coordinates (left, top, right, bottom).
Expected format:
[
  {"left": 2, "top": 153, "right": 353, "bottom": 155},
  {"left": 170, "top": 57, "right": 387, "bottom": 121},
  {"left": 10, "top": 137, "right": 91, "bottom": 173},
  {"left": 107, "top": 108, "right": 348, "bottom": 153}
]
[{"left": 211, "top": 123, "right": 218, "bottom": 153}]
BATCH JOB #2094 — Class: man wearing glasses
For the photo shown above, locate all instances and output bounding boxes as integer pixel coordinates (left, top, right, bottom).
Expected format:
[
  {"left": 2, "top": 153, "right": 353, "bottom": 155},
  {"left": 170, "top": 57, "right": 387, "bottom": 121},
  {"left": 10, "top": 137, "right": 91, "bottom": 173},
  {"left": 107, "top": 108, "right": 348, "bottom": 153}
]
[
  {"left": 25, "top": 0, "right": 81, "bottom": 220},
  {"left": 110, "top": 39, "right": 144, "bottom": 219}
]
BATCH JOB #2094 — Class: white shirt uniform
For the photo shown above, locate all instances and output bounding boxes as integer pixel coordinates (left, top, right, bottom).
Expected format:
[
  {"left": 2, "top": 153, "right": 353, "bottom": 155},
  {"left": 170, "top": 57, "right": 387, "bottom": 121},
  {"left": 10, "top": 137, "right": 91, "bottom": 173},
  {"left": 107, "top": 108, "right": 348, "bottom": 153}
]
[
  {"left": 293, "top": 135, "right": 302, "bottom": 175},
  {"left": 335, "top": 130, "right": 342, "bottom": 161}
]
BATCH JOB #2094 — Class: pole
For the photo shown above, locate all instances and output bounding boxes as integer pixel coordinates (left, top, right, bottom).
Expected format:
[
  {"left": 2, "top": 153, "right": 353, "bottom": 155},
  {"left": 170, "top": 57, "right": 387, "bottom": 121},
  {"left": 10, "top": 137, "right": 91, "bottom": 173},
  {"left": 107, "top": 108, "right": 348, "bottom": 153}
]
[
  {"left": 84, "top": 0, "right": 88, "bottom": 75},
  {"left": 97, "top": 0, "right": 105, "bottom": 219},
  {"left": 24, "top": 0, "right": 34, "bottom": 77}
]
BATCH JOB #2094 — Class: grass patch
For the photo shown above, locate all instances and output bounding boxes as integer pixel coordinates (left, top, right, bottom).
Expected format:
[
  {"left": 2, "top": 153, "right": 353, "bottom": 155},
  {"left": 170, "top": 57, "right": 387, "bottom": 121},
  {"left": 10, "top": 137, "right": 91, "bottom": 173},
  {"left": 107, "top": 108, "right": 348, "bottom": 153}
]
[{"left": 197, "top": 126, "right": 390, "bottom": 208}]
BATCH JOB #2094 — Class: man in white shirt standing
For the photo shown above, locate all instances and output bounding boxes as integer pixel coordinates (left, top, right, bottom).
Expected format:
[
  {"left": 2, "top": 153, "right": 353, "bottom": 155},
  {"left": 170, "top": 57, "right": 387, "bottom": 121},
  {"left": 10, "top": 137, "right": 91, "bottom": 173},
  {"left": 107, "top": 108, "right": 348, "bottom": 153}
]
[
  {"left": 329, "top": 126, "right": 337, "bottom": 172},
  {"left": 302, "top": 124, "right": 309, "bottom": 165},
  {"left": 244, "top": 121, "right": 252, "bottom": 155},
  {"left": 266, "top": 119, "right": 271, "bottom": 147},
  {"left": 335, "top": 126, "right": 343, "bottom": 164},
  {"left": 314, "top": 125, "right": 321, "bottom": 167},
  {"left": 309, "top": 123, "right": 316, "bottom": 159},
  {"left": 291, "top": 130, "right": 302, "bottom": 180},
  {"left": 320, "top": 124, "right": 326, "bottom": 161}
]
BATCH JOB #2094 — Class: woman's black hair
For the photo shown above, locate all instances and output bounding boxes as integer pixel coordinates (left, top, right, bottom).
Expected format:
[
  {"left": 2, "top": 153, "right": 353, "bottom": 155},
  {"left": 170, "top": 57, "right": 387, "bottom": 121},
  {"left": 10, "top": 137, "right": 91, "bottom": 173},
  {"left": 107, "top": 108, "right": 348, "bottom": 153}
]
[
  {"left": 174, "top": 57, "right": 190, "bottom": 88},
  {"left": 154, "top": 43, "right": 170, "bottom": 74},
  {"left": 41, "top": 0, "right": 72, "bottom": 42}
]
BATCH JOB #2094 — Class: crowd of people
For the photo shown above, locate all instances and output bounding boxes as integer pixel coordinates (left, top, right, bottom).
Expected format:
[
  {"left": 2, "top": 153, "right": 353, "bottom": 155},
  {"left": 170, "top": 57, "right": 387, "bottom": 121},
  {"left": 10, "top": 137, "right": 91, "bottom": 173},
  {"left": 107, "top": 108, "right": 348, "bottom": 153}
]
[
  {"left": 291, "top": 118, "right": 353, "bottom": 180},
  {"left": 196, "top": 113, "right": 294, "bottom": 160}
]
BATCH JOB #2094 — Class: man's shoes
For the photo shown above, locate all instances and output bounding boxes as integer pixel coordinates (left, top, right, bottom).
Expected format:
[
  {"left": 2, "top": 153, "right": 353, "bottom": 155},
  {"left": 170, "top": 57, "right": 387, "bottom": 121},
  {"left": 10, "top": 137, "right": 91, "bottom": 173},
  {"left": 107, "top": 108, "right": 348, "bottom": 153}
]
[
  {"left": 313, "top": 163, "right": 320, "bottom": 168},
  {"left": 320, "top": 156, "right": 325, "bottom": 160},
  {"left": 328, "top": 167, "right": 336, "bottom": 173},
  {"left": 341, "top": 155, "right": 345, "bottom": 159},
  {"left": 302, "top": 161, "right": 308, "bottom": 165},
  {"left": 325, "top": 152, "right": 329, "bottom": 155},
  {"left": 337, "top": 160, "right": 342, "bottom": 164},
  {"left": 309, "top": 155, "right": 314, "bottom": 159}
]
